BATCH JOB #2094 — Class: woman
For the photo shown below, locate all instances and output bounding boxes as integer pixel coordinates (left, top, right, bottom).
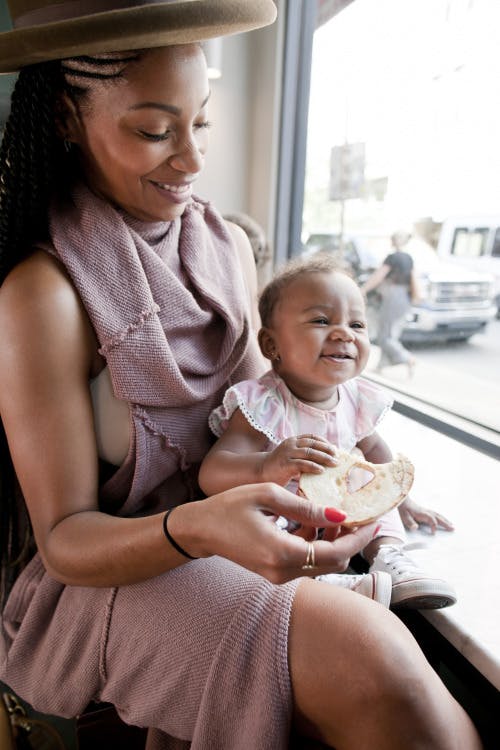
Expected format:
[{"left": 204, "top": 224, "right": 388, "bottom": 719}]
[
  {"left": 0, "top": 2, "right": 482, "bottom": 748},
  {"left": 362, "top": 230, "right": 418, "bottom": 376}
]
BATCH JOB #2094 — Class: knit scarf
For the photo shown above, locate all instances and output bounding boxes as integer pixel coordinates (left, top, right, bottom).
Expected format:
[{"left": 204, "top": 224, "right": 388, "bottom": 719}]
[{"left": 48, "top": 183, "right": 261, "bottom": 511}]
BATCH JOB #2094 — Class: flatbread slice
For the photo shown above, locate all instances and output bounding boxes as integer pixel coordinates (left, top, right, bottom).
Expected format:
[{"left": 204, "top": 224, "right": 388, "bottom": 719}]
[{"left": 299, "top": 450, "right": 414, "bottom": 528}]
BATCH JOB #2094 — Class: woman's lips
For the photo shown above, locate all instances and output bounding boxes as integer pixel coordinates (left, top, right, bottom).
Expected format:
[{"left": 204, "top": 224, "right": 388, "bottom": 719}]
[{"left": 150, "top": 180, "right": 193, "bottom": 204}]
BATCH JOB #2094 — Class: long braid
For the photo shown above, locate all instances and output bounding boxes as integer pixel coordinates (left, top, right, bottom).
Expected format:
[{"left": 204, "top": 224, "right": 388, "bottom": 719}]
[
  {"left": 0, "top": 62, "right": 66, "bottom": 280},
  {"left": 0, "top": 63, "right": 65, "bottom": 606},
  {"left": 0, "top": 52, "right": 139, "bottom": 607}
]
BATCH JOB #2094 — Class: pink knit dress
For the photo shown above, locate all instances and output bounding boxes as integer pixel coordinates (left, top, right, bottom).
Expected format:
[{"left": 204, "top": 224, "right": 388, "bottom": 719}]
[{"left": 0, "top": 184, "right": 301, "bottom": 749}]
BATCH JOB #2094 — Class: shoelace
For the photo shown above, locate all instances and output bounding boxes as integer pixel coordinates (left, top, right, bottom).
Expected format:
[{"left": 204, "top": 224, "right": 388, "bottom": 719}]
[{"left": 377, "top": 542, "right": 428, "bottom": 575}]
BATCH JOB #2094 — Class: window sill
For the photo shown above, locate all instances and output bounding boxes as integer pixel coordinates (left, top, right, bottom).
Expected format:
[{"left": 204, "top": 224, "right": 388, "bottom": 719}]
[{"left": 377, "top": 408, "right": 500, "bottom": 691}]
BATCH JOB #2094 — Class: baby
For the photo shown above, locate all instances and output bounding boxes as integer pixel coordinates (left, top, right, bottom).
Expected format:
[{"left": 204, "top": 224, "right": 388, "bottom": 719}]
[{"left": 199, "top": 255, "right": 456, "bottom": 609}]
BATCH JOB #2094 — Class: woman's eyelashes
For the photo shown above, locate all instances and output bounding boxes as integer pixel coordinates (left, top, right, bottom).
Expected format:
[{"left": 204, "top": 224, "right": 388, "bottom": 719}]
[
  {"left": 138, "top": 120, "right": 212, "bottom": 142},
  {"left": 139, "top": 129, "right": 172, "bottom": 142}
]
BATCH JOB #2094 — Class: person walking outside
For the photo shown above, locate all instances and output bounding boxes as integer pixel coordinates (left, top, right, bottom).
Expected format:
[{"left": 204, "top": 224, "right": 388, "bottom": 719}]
[{"left": 362, "top": 230, "right": 418, "bottom": 376}]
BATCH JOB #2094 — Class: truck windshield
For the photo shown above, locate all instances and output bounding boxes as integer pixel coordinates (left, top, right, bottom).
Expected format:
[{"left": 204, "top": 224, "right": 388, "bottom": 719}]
[{"left": 451, "top": 228, "right": 488, "bottom": 258}]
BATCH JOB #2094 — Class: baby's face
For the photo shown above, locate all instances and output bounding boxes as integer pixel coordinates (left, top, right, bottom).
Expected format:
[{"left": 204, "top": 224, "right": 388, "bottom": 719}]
[{"left": 268, "top": 271, "right": 370, "bottom": 403}]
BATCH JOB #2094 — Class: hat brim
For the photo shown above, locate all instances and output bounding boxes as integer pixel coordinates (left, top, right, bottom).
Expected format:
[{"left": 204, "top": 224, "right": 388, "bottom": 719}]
[{"left": 0, "top": 0, "right": 277, "bottom": 74}]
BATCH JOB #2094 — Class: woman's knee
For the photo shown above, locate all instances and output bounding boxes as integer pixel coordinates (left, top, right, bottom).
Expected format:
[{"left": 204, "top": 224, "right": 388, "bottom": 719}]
[
  {"left": 288, "top": 580, "right": 476, "bottom": 749},
  {"left": 289, "top": 579, "right": 424, "bottom": 693}
]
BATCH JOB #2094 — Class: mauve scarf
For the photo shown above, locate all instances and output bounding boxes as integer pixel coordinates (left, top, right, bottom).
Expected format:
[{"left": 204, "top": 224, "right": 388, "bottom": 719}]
[{"left": 48, "top": 183, "right": 261, "bottom": 511}]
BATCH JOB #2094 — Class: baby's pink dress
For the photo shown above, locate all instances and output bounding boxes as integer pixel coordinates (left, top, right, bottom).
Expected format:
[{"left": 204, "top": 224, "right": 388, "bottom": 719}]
[{"left": 210, "top": 369, "right": 406, "bottom": 541}]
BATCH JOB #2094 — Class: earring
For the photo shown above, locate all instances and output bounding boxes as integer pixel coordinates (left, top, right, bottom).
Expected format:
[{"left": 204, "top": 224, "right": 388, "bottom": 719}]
[{"left": 63, "top": 139, "right": 73, "bottom": 153}]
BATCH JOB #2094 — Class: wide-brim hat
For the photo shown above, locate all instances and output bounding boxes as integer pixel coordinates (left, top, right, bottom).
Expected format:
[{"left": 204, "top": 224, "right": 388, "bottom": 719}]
[{"left": 0, "top": 0, "right": 277, "bottom": 74}]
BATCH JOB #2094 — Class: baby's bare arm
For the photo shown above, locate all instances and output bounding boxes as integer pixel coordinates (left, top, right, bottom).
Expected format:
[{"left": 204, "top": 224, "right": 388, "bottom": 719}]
[
  {"left": 356, "top": 430, "right": 393, "bottom": 463},
  {"left": 199, "top": 410, "right": 336, "bottom": 495},
  {"left": 199, "top": 409, "right": 270, "bottom": 494},
  {"left": 358, "top": 432, "right": 454, "bottom": 532}
]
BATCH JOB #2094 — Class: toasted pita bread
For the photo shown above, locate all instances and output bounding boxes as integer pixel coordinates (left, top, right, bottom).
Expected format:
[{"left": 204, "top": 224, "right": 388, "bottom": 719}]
[{"left": 299, "top": 450, "right": 414, "bottom": 528}]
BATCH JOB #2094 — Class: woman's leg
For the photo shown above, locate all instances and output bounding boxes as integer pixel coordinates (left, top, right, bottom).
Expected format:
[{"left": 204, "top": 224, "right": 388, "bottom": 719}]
[
  {"left": 377, "top": 287, "right": 413, "bottom": 368},
  {"left": 289, "top": 579, "right": 482, "bottom": 750}
]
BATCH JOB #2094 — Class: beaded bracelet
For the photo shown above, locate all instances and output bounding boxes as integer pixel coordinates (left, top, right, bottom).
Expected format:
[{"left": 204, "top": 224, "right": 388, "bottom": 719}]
[{"left": 162, "top": 508, "right": 197, "bottom": 560}]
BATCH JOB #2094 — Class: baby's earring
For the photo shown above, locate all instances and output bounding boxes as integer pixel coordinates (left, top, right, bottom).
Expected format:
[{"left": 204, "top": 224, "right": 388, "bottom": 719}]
[{"left": 271, "top": 350, "right": 281, "bottom": 362}]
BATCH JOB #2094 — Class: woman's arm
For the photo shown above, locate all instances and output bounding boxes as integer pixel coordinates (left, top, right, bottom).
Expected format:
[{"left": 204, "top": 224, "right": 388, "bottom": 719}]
[
  {"left": 360, "top": 263, "right": 390, "bottom": 295},
  {"left": 409, "top": 268, "right": 422, "bottom": 303},
  {"left": 0, "top": 252, "right": 192, "bottom": 587}
]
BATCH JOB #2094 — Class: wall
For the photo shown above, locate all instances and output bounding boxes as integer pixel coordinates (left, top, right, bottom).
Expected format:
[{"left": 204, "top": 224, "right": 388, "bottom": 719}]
[
  {"left": 196, "top": 32, "right": 250, "bottom": 213},
  {"left": 0, "top": 1, "right": 14, "bottom": 122},
  {"left": 247, "top": 4, "right": 285, "bottom": 274},
  {"left": 197, "top": 3, "right": 284, "bottom": 264}
]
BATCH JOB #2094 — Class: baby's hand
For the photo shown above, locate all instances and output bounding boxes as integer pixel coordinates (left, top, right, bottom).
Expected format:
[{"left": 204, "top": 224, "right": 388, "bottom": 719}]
[
  {"left": 398, "top": 497, "right": 454, "bottom": 534},
  {"left": 262, "top": 434, "right": 337, "bottom": 487}
]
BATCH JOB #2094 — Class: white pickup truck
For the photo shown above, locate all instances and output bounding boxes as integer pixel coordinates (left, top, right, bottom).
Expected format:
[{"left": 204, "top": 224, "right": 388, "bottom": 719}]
[
  {"left": 394, "top": 239, "right": 496, "bottom": 343},
  {"left": 436, "top": 216, "right": 500, "bottom": 318},
  {"left": 304, "top": 233, "right": 497, "bottom": 343}
]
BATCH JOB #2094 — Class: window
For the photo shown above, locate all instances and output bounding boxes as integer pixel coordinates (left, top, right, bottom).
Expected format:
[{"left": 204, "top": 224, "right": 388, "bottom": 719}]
[
  {"left": 293, "top": 0, "right": 500, "bottom": 439},
  {"left": 451, "top": 228, "right": 488, "bottom": 258},
  {"left": 492, "top": 228, "right": 500, "bottom": 258}
]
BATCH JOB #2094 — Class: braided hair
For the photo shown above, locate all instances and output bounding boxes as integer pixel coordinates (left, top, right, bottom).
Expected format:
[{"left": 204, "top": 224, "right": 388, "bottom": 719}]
[{"left": 0, "top": 52, "right": 139, "bottom": 606}]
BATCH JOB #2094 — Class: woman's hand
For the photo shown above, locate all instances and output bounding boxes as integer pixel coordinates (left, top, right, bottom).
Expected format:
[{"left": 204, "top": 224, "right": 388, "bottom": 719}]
[
  {"left": 168, "top": 483, "right": 378, "bottom": 584},
  {"left": 398, "top": 496, "right": 454, "bottom": 534},
  {"left": 261, "top": 434, "right": 337, "bottom": 486}
]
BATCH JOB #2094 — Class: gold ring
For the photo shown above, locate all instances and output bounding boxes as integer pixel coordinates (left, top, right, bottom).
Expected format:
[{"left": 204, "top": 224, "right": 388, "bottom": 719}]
[{"left": 301, "top": 541, "right": 317, "bottom": 570}]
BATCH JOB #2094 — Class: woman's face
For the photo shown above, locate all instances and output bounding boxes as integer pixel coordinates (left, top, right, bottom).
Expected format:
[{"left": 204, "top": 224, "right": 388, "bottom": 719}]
[{"left": 67, "top": 45, "right": 210, "bottom": 222}]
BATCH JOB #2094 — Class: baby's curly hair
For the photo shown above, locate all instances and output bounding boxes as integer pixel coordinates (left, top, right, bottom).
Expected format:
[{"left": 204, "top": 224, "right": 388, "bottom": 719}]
[{"left": 258, "top": 253, "right": 353, "bottom": 328}]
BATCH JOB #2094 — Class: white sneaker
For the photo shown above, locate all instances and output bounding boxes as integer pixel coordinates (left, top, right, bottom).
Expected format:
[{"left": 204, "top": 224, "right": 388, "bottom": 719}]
[
  {"left": 316, "top": 571, "right": 392, "bottom": 608},
  {"left": 369, "top": 543, "right": 457, "bottom": 609}
]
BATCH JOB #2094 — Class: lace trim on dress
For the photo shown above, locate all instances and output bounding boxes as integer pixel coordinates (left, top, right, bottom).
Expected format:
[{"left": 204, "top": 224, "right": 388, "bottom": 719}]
[{"left": 208, "top": 386, "right": 280, "bottom": 445}]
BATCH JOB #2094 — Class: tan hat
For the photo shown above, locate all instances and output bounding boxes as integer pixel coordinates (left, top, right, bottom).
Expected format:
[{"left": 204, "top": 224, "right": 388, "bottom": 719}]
[{"left": 0, "top": 0, "right": 277, "bottom": 74}]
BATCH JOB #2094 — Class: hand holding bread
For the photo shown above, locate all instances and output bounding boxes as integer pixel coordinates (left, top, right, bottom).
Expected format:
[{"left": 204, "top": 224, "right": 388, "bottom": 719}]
[{"left": 299, "top": 449, "right": 414, "bottom": 528}]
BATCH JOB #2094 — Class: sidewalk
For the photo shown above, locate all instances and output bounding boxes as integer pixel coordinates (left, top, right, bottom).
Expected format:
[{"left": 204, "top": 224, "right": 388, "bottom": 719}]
[{"left": 365, "top": 346, "right": 500, "bottom": 434}]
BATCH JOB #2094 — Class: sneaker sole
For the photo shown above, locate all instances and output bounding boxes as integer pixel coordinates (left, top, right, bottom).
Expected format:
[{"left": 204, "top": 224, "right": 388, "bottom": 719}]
[
  {"left": 392, "top": 594, "right": 456, "bottom": 610},
  {"left": 391, "top": 578, "right": 457, "bottom": 610}
]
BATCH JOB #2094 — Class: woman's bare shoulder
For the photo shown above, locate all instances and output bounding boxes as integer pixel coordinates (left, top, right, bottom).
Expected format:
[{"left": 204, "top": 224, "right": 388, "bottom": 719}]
[
  {"left": 0, "top": 249, "right": 77, "bottom": 305},
  {"left": 0, "top": 250, "right": 97, "bottom": 373}
]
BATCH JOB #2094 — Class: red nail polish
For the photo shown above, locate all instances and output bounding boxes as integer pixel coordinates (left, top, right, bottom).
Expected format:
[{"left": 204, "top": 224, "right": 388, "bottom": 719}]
[
  {"left": 325, "top": 507, "right": 346, "bottom": 523},
  {"left": 373, "top": 524, "right": 382, "bottom": 537}
]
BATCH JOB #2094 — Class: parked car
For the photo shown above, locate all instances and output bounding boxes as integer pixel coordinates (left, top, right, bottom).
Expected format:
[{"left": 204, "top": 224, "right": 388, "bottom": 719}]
[
  {"left": 302, "top": 232, "right": 496, "bottom": 343},
  {"left": 436, "top": 216, "right": 500, "bottom": 317}
]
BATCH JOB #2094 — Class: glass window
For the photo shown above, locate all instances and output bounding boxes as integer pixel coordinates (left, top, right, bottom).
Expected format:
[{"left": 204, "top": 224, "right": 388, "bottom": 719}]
[
  {"left": 451, "top": 228, "right": 488, "bottom": 258},
  {"left": 492, "top": 228, "right": 500, "bottom": 258},
  {"left": 300, "top": 0, "right": 500, "bottom": 434}
]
